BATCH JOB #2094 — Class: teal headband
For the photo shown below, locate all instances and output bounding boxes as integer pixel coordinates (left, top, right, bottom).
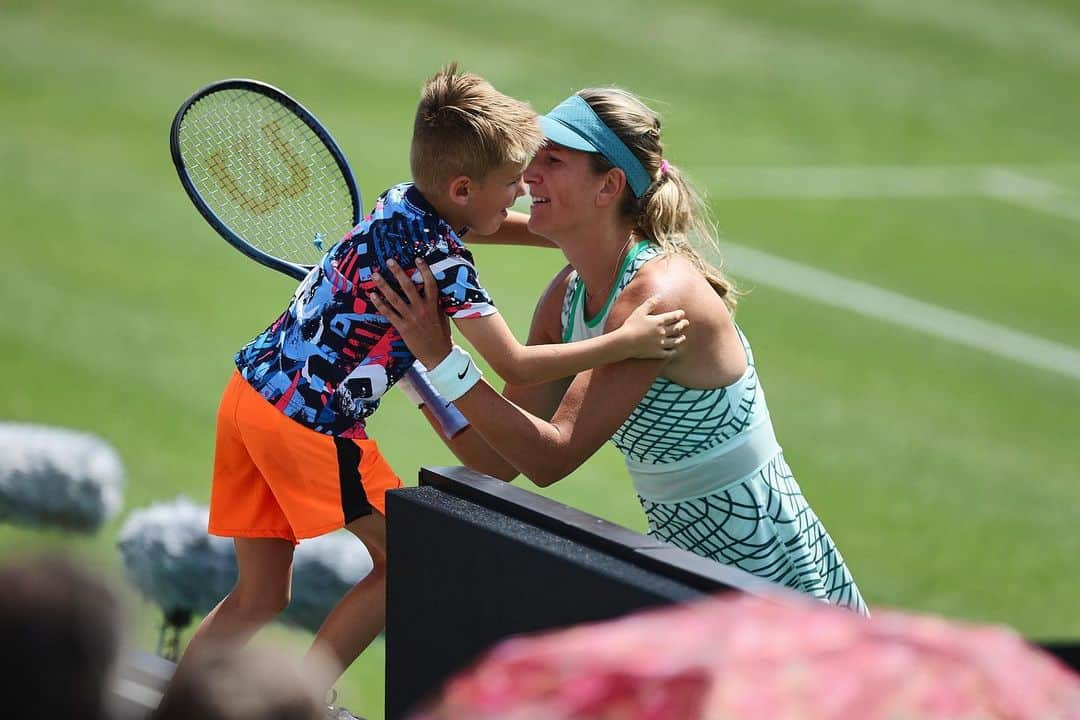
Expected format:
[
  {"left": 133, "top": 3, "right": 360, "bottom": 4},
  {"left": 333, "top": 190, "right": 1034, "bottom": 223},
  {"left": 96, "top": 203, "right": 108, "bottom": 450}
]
[{"left": 538, "top": 95, "right": 652, "bottom": 198}]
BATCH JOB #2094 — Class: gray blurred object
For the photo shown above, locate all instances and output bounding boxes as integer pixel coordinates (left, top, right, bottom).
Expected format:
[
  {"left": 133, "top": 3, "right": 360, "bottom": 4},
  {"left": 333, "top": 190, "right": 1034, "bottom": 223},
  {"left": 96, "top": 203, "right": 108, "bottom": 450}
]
[
  {"left": 0, "top": 421, "right": 125, "bottom": 533},
  {"left": 118, "top": 497, "right": 373, "bottom": 658},
  {"left": 110, "top": 649, "right": 175, "bottom": 720}
]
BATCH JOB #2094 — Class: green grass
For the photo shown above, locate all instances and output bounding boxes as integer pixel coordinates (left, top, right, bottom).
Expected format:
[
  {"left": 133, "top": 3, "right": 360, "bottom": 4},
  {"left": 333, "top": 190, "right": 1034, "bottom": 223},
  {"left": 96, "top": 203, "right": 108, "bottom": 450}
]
[
  {"left": 2, "top": 1, "right": 1079, "bottom": 717},
  {"left": 714, "top": 196, "right": 1080, "bottom": 346}
]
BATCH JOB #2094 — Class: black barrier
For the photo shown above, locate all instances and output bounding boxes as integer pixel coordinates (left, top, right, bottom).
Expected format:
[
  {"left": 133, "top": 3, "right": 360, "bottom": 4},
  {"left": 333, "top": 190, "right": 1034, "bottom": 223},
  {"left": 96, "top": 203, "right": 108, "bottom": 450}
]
[
  {"left": 1042, "top": 642, "right": 1080, "bottom": 674},
  {"left": 101, "top": 465, "right": 1080, "bottom": 720},
  {"left": 384, "top": 467, "right": 1080, "bottom": 720},
  {"left": 383, "top": 466, "right": 775, "bottom": 720}
]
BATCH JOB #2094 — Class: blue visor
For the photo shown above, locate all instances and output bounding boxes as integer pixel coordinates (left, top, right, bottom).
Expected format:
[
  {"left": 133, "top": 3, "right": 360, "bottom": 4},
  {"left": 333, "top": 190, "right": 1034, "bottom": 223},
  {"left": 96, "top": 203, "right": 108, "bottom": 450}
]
[{"left": 539, "top": 95, "right": 652, "bottom": 198}]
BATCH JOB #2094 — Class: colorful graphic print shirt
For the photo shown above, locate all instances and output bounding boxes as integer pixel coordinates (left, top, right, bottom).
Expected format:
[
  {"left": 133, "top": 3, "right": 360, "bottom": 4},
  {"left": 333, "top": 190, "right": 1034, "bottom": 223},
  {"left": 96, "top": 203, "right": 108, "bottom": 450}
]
[{"left": 235, "top": 183, "right": 496, "bottom": 438}]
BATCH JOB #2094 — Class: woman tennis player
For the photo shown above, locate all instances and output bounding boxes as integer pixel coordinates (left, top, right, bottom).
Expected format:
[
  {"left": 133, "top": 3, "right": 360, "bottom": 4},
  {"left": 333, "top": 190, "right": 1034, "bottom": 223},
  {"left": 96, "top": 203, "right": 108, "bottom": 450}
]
[{"left": 369, "top": 87, "right": 868, "bottom": 613}]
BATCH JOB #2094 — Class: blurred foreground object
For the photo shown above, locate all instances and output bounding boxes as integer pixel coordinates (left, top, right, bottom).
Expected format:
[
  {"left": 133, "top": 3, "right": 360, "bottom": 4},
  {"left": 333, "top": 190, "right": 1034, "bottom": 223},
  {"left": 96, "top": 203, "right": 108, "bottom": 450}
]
[
  {"left": 0, "top": 421, "right": 125, "bottom": 532},
  {"left": 420, "top": 594, "right": 1080, "bottom": 720},
  {"left": 118, "top": 497, "right": 372, "bottom": 659},
  {"left": 0, "top": 555, "right": 123, "bottom": 720},
  {"left": 153, "top": 644, "right": 323, "bottom": 720}
]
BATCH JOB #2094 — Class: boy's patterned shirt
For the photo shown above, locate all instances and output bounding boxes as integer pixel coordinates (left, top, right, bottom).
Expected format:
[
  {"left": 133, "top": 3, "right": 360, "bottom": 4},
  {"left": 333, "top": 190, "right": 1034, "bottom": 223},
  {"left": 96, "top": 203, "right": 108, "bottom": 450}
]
[{"left": 235, "top": 183, "right": 496, "bottom": 437}]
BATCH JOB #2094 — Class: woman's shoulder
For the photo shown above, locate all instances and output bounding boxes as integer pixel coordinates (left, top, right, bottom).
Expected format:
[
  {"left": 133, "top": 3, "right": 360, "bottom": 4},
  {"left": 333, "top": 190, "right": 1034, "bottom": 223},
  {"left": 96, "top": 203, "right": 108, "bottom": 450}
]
[
  {"left": 622, "top": 252, "right": 704, "bottom": 302},
  {"left": 607, "top": 251, "right": 730, "bottom": 330}
]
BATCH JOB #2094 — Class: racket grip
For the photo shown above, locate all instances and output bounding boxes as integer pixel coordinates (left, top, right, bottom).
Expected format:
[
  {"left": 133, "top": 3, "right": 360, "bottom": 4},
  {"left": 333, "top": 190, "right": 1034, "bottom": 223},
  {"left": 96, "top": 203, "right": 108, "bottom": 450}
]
[{"left": 402, "top": 365, "right": 471, "bottom": 439}]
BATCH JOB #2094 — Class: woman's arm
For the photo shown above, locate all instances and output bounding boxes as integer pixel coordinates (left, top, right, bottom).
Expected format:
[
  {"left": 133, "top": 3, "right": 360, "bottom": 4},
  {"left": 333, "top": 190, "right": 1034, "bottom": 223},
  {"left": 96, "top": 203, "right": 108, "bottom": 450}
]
[
  {"left": 464, "top": 211, "right": 558, "bottom": 247},
  {"left": 421, "top": 362, "right": 574, "bottom": 481},
  {"left": 375, "top": 259, "right": 685, "bottom": 387},
  {"left": 447, "top": 355, "right": 664, "bottom": 486},
  {"left": 370, "top": 261, "right": 685, "bottom": 487},
  {"left": 414, "top": 406, "right": 514, "bottom": 477},
  {"left": 400, "top": 269, "right": 577, "bottom": 480},
  {"left": 453, "top": 297, "right": 684, "bottom": 385}
]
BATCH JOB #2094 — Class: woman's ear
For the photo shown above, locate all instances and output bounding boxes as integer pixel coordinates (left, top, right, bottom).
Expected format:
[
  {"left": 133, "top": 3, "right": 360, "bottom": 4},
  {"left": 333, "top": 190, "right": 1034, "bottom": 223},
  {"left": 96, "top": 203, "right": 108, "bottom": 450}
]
[
  {"left": 595, "top": 168, "right": 627, "bottom": 208},
  {"left": 447, "top": 175, "right": 471, "bottom": 206}
]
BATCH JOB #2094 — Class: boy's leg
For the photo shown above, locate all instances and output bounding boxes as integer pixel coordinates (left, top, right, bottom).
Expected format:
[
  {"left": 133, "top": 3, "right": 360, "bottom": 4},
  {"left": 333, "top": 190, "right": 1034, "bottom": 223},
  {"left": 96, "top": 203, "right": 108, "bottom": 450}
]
[
  {"left": 199, "top": 370, "right": 298, "bottom": 659},
  {"left": 174, "top": 537, "right": 295, "bottom": 674},
  {"left": 301, "top": 513, "right": 388, "bottom": 695}
]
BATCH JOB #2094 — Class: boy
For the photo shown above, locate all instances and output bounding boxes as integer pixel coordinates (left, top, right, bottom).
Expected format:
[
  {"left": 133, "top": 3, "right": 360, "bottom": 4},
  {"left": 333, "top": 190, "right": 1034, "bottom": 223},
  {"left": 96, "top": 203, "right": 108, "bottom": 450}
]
[{"left": 175, "top": 64, "right": 686, "bottom": 714}]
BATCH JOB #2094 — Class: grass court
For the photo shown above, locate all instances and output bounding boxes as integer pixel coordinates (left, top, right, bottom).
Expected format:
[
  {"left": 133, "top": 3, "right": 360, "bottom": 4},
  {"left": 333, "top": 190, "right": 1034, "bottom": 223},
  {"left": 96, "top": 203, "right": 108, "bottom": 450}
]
[{"left": 2, "top": 1, "right": 1078, "bottom": 716}]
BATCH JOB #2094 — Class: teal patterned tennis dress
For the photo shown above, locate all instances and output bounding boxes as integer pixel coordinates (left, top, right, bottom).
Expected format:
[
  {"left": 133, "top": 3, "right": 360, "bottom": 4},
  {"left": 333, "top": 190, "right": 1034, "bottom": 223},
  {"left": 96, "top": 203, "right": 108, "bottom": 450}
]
[{"left": 562, "top": 241, "right": 868, "bottom": 614}]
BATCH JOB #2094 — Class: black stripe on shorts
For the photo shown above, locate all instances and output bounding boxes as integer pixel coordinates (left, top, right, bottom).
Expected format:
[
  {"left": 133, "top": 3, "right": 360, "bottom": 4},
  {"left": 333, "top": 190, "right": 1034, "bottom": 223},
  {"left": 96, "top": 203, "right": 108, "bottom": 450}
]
[{"left": 334, "top": 438, "right": 373, "bottom": 524}]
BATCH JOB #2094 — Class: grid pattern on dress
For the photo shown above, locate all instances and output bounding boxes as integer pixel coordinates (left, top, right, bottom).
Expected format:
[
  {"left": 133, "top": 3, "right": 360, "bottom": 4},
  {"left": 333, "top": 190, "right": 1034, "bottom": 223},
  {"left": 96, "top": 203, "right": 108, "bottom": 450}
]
[
  {"left": 612, "top": 374, "right": 757, "bottom": 463},
  {"left": 640, "top": 453, "right": 869, "bottom": 615},
  {"left": 560, "top": 245, "right": 762, "bottom": 464}
]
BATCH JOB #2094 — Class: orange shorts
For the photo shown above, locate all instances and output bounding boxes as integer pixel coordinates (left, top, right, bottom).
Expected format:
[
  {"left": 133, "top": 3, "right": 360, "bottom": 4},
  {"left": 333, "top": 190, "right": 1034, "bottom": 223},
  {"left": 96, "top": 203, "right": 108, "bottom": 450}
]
[{"left": 209, "top": 371, "right": 403, "bottom": 544}]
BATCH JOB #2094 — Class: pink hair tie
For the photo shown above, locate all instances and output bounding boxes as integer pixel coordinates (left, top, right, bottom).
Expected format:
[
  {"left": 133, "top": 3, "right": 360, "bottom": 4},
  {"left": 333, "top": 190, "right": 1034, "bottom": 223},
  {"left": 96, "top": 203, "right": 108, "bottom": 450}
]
[{"left": 659, "top": 159, "right": 671, "bottom": 177}]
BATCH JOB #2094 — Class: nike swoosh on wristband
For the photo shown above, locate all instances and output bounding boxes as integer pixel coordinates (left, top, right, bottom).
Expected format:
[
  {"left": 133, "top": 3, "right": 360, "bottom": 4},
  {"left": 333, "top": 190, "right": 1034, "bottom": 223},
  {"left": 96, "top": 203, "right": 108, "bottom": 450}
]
[{"left": 457, "top": 360, "right": 471, "bottom": 380}]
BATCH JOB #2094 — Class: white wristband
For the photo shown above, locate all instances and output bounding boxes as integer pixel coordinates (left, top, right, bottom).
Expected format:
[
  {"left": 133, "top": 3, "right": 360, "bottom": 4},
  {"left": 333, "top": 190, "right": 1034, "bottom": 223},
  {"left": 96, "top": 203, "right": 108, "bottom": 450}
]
[{"left": 426, "top": 346, "right": 483, "bottom": 402}]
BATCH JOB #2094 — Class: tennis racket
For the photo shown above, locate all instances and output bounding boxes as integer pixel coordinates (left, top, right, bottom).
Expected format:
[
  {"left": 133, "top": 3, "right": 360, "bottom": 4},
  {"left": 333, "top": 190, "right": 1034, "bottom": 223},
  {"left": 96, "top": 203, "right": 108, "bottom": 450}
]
[{"left": 170, "top": 78, "right": 469, "bottom": 438}]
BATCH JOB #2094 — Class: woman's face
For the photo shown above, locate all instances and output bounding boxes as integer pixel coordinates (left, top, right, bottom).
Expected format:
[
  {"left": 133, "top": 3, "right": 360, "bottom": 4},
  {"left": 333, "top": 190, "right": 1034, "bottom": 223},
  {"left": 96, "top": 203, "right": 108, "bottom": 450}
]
[{"left": 524, "top": 143, "right": 607, "bottom": 237}]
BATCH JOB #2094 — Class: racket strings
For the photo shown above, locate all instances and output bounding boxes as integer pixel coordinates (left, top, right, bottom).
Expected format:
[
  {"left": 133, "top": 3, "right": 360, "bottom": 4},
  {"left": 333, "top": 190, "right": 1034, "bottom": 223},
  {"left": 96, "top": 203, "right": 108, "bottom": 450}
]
[{"left": 177, "top": 89, "right": 355, "bottom": 265}]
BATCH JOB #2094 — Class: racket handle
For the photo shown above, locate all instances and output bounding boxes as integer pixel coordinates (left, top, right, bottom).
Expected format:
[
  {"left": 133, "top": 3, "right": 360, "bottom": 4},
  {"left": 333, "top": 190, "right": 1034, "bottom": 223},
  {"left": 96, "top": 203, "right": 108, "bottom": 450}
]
[{"left": 402, "top": 365, "right": 471, "bottom": 439}]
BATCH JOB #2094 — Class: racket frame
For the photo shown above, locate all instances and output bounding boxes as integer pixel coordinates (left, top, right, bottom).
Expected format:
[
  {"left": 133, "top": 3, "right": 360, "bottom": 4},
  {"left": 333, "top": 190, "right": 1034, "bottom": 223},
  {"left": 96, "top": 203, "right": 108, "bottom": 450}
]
[
  {"left": 169, "top": 77, "right": 361, "bottom": 282},
  {"left": 170, "top": 78, "right": 470, "bottom": 438}
]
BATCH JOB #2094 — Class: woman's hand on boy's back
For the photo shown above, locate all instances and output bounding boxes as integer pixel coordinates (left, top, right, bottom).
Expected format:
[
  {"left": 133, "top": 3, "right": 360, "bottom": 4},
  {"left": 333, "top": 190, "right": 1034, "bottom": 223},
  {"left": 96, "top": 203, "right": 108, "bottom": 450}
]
[{"left": 367, "top": 259, "right": 453, "bottom": 368}]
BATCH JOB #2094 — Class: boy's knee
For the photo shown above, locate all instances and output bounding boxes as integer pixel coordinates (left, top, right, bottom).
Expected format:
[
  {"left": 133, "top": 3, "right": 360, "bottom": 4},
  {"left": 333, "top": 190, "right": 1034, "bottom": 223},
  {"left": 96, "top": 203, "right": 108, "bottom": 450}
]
[
  {"left": 365, "top": 543, "right": 388, "bottom": 574},
  {"left": 232, "top": 587, "right": 290, "bottom": 619},
  {"left": 345, "top": 515, "right": 388, "bottom": 569}
]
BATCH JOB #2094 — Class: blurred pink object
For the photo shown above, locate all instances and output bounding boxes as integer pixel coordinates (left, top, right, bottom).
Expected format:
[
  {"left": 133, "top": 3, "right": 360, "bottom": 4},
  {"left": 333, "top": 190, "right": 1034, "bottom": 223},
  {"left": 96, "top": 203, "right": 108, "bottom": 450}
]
[{"left": 415, "top": 594, "right": 1080, "bottom": 719}]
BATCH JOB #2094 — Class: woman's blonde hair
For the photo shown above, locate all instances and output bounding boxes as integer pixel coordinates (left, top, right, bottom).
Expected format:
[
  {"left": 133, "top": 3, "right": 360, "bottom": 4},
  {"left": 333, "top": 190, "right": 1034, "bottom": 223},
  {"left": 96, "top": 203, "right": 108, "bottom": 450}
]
[
  {"left": 577, "top": 88, "right": 738, "bottom": 310},
  {"left": 411, "top": 63, "right": 542, "bottom": 194}
]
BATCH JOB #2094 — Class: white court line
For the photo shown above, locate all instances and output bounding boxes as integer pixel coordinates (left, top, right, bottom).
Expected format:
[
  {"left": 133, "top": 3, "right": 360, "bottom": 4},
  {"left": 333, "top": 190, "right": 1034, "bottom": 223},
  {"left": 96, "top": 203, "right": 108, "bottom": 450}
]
[
  {"left": 981, "top": 169, "right": 1080, "bottom": 223},
  {"left": 723, "top": 243, "right": 1080, "bottom": 382},
  {"left": 698, "top": 165, "right": 1080, "bottom": 224},
  {"left": 516, "top": 166, "right": 1080, "bottom": 378}
]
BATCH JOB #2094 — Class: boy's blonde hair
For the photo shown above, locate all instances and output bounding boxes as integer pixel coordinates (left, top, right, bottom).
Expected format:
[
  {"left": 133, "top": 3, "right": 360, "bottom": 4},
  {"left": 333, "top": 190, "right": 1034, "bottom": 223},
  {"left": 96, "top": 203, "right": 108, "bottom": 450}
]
[{"left": 410, "top": 63, "right": 542, "bottom": 193}]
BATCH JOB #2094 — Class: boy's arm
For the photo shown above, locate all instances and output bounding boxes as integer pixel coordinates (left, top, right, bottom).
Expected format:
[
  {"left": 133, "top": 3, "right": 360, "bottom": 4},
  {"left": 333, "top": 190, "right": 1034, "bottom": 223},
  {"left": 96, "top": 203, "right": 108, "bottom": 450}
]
[
  {"left": 451, "top": 312, "right": 648, "bottom": 385},
  {"left": 464, "top": 211, "right": 557, "bottom": 247},
  {"left": 374, "top": 259, "right": 685, "bottom": 386}
]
